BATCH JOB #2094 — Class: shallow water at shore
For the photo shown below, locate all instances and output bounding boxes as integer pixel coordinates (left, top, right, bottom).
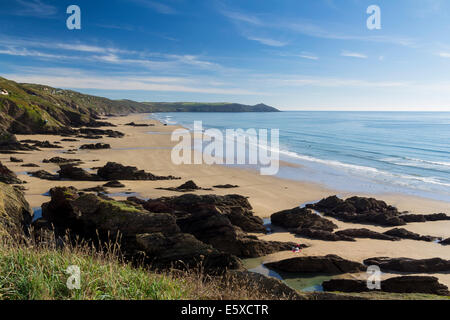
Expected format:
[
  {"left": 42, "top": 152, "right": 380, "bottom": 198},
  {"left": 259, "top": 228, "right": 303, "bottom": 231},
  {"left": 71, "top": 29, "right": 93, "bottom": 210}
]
[
  {"left": 243, "top": 256, "right": 336, "bottom": 292},
  {"left": 151, "top": 112, "right": 450, "bottom": 204}
]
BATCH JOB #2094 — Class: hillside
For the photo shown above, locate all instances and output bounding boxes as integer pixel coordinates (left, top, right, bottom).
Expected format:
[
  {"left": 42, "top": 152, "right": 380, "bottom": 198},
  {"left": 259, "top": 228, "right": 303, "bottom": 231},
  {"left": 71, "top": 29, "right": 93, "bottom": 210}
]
[
  {"left": 0, "top": 77, "right": 279, "bottom": 135},
  {"left": 142, "top": 102, "right": 279, "bottom": 112}
]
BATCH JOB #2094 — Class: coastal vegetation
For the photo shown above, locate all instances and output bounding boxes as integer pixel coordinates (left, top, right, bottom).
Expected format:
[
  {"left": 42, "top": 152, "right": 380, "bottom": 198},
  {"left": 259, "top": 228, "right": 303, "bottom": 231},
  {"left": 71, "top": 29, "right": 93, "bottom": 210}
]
[{"left": 0, "top": 77, "right": 278, "bottom": 136}]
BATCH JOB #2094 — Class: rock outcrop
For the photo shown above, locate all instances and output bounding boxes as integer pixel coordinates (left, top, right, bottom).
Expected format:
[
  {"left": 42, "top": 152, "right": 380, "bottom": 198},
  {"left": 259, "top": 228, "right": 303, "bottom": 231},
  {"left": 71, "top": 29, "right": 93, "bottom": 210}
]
[
  {"left": 80, "top": 143, "right": 111, "bottom": 150},
  {"left": 29, "top": 170, "right": 60, "bottom": 181},
  {"left": 43, "top": 157, "right": 82, "bottom": 164},
  {"left": 295, "top": 228, "right": 356, "bottom": 242},
  {"left": 383, "top": 228, "right": 439, "bottom": 242},
  {"left": 103, "top": 180, "right": 125, "bottom": 188},
  {"left": 401, "top": 213, "right": 450, "bottom": 222},
  {"left": 97, "top": 162, "right": 179, "bottom": 181},
  {"left": 336, "top": 228, "right": 399, "bottom": 241},
  {"left": 225, "top": 271, "right": 306, "bottom": 300},
  {"left": 363, "top": 257, "right": 450, "bottom": 273},
  {"left": 0, "top": 161, "right": 22, "bottom": 184},
  {"left": 78, "top": 128, "right": 124, "bottom": 138},
  {"left": 307, "top": 196, "right": 406, "bottom": 227},
  {"left": 265, "top": 255, "right": 365, "bottom": 274},
  {"left": 441, "top": 238, "right": 450, "bottom": 246},
  {"left": 213, "top": 184, "right": 239, "bottom": 189},
  {"left": 41, "top": 187, "right": 240, "bottom": 271},
  {"left": 323, "top": 276, "right": 449, "bottom": 296},
  {"left": 0, "top": 182, "right": 32, "bottom": 237},
  {"left": 271, "top": 207, "right": 338, "bottom": 231},
  {"left": 156, "top": 180, "right": 212, "bottom": 192},
  {"left": 128, "top": 193, "right": 292, "bottom": 257},
  {"left": 58, "top": 164, "right": 101, "bottom": 181}
]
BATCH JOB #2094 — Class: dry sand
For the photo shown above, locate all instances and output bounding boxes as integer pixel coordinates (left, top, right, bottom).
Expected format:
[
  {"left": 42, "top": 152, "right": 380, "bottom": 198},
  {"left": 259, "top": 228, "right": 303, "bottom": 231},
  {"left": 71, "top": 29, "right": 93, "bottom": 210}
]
[{"left": 4, "top": 113, "right": 450, "bottom": 287}]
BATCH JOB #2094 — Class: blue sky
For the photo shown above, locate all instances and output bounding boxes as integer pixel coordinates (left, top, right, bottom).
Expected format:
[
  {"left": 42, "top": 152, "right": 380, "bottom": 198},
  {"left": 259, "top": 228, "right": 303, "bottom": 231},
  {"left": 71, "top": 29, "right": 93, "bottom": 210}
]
[{"left": 1, "top": 0, "right": 450, "bottom": 110}]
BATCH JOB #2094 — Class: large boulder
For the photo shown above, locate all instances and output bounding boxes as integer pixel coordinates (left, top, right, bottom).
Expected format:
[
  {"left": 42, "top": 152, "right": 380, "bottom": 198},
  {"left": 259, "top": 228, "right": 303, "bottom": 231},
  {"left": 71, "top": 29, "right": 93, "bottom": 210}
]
[
  {"left": 323, "top": 276, "right": 449, "bottom": 296},
  {"left": 307, "top": 196, "right": 406, "bottom": 227},
  {"left": 0, "top": 182, "right": 32, "bottom": 237},
  {"left": 0, "top": 161, "right": 22, "bottom": 184},
  {"left": 363, "top": 257, "right": 450, "bottom": 273},
  {"left": 336, "top": 228, "right": 399, "bottom": 241},
  {"left": 271, "top": 207, "right": 337, "bottom": 231},
  {"left": 41, "top": 187, "right": 240, "bottom": 271},
  {"left": 265, "top": 255, "right": 365, "bottom": 274},
  {"left": 97, "top": 162, "right": 179, "bottom": 181}
]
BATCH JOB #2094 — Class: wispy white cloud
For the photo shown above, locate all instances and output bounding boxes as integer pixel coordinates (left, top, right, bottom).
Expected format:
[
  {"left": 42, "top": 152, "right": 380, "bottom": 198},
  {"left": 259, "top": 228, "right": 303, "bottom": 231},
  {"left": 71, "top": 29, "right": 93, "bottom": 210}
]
[
  {"left": 341, "top": 51, "right": 368, "bottom": 59},
  {"left": 275, "top": 76, "right": 406, "bottom": 88},
  {"left": 0, "top": 37, "right": 226, "bottom": 72},
  {"left": 245, "top": 36, "right": 288, "bottom": 47},
  {"left": 0, "top": 47, "right": 70, "bottom": 60},
  {"left": 438, "top": 52, "right": 450, "bottom": 58},
  {"left": 3, "top": 70, "right": 260, "bottom": 96},
  {"left": 299, "top": 53, "right": 319, "bottom": 60},
  {"left": 221, "top": 10, "right": 262, "bottom": 25},
  {"left": 131, "top": 0, "right": 177, "bottom": 14},
  {"left": 221, "top": 7, "right": 417, "bottom": 47},
  {"left": 12, "top": 0, "right": 57, "bottom": 17}
]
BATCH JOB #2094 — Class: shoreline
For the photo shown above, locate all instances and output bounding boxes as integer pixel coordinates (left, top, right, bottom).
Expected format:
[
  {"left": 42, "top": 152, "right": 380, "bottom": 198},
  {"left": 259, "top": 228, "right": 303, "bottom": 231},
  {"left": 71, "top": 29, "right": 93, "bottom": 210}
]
[{"left": 4, "top": 112, "right": 450, "bottom": 289}]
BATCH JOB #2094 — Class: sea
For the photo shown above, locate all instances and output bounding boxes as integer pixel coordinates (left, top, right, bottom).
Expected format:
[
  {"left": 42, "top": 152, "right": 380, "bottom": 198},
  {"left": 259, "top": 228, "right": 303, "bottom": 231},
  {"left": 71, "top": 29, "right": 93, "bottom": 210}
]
[{"left": 150, "top": 112, "right": 450, "bottom": 204}]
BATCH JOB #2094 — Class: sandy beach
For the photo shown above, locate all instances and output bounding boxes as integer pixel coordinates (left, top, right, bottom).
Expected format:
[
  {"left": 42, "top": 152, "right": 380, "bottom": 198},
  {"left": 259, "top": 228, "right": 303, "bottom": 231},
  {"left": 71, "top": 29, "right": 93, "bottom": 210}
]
[{"left": 5, "top": 113, "right": 450, "bottom": 287}]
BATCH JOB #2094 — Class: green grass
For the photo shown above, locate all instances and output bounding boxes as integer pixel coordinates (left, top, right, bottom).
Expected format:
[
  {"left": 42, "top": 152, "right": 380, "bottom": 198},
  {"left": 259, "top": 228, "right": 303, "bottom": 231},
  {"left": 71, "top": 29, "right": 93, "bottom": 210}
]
[
  {"left": 0, "top": 243, "right": 187, "bottom": 300},
  {"left": 0, "top": 228, "right": 275, "bottom": 301}
]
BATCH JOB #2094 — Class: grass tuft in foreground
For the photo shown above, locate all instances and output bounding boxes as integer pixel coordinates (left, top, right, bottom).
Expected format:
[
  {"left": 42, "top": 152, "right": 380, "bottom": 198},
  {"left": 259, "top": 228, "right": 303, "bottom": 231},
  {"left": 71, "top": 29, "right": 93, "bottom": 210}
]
[{"left": 0, "top": 228, "right": 272, "bottom": 300}]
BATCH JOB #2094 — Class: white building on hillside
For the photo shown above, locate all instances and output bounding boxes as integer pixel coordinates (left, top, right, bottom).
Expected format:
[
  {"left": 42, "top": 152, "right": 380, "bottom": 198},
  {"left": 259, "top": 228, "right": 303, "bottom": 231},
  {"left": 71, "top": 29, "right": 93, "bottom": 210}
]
[{"left": 0, "top": 89, "right": 9, "bottom": 95}]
